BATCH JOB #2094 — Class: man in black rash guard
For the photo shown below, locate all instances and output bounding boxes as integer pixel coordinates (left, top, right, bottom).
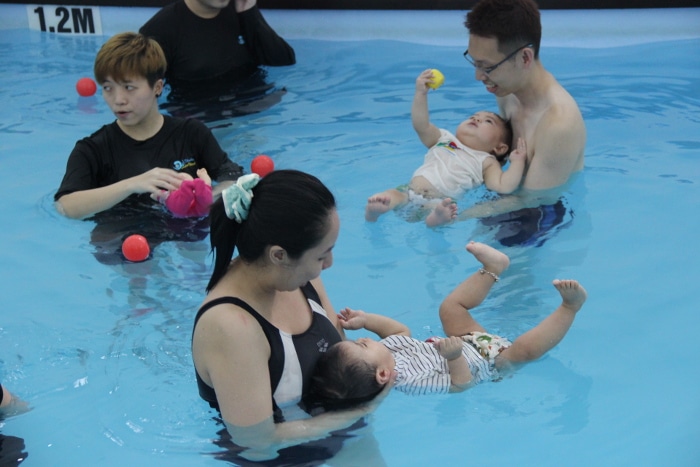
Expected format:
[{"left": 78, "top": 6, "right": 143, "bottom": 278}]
[{"left": 140, "top": 0, "right": 296, "bottom": 120}]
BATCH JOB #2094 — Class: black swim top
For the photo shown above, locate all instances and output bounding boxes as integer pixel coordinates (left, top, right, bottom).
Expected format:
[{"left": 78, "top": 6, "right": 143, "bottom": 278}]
[{"left": 193, "top": 282, "right": 341, "bottom": 423}]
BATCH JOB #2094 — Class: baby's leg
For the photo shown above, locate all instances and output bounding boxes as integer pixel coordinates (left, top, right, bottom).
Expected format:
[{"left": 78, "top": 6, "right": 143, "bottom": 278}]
[
  {"left": 439, "top": 241, "right": 510, "bottom": 336},
  {"left": 425, "top": 198, "right": 457, "bottom": 227},
  {"left": 365, "top": 189, "right": 408, "bottom": 222},
  {"left": 497, "top": 279, "right": 587, "bottom": 367}
]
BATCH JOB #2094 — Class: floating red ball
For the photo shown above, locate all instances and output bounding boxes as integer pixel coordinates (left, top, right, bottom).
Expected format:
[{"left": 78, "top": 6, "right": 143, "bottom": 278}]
[
  {"left": 122, "top": 234, "right": 150, "bottom": 262},
  {"left": 76, "top": 77, "right": 97, "bottom": 97},
  {"left": 251, "top": 155, "right": 274, "bottom": 177}
]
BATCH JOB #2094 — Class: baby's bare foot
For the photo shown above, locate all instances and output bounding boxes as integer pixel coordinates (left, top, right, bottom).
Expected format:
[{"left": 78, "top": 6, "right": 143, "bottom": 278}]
[
  {"left": 553, "top": 279, "right": 587, "bottom": 312},
  {"left": 425, "top": 198, "right": 456, "bottom": 227},
  {"left": 365, "top": 195, "right": 393, "bottom": 222},
  {"left": 466, "top": 241, "right": 509, "bottom": 276}
]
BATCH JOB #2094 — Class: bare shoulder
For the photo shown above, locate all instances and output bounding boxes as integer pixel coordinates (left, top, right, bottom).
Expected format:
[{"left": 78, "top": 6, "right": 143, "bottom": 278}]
[
  {"left": 192, "top": 299, "right": 268, "bottom": 384},
  {"left": 193, "top": 300, "right": 265, "bottom": 353},
  {"left": 544, "top": 82, "right": 585, "bottom": 136},
  {"left": 534, "top": 94, "right": 586, "bottom": 162},
  {"left": 523, "top": 83, "right": 586, "bottom": 189}
]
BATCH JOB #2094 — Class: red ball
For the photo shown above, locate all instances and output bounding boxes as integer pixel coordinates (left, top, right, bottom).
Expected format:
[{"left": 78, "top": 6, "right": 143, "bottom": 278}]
[
  {"left": 122, "top": 234, "right": 150, "bottom": 262},
  {"left": 76, "top": 77, "right": 97, "bottom": 97},
  {"left": 251, "top": 155, "right": 274, "bottom": 177}
]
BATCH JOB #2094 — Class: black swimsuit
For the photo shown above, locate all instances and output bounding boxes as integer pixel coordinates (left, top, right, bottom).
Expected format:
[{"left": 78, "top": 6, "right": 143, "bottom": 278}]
[{"left": 193, "top": 282, "right": 341, "bottom": 422}]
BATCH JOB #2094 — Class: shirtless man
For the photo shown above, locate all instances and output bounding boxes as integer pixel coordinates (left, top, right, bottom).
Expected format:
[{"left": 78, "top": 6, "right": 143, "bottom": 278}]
[{"left": 457, "top": 0, "right": 586, "bottom": 221}]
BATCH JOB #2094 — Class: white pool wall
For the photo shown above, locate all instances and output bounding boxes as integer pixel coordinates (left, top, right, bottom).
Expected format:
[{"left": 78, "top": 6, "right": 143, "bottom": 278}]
[{"left": 1, "top": 5, "right": 699, "bottom": 47}]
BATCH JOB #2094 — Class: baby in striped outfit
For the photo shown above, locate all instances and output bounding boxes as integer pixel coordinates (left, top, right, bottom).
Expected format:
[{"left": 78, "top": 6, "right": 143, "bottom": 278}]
[{"left": 307, "top": 242, "right": 586, "bottom": 404}]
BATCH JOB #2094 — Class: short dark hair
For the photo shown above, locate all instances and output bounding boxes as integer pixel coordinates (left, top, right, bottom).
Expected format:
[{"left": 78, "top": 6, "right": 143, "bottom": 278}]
[
  {"left": 94, "top": 32, "right": 166, "bottom": 87},
  {"left": 306, "top": 342, "right": 384, "bottom": 411},
  {"left": 465, "top": 0, "right": 542, "bottom": 58},
  {"left": 207, "top": 169, "right": 336, "bottom": 292}
]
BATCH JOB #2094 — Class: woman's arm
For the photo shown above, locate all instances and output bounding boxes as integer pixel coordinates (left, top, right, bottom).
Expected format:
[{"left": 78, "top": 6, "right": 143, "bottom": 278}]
[
  {"left": 194, "top": 304, "right": 383, "bottom": 460},
  {"left": 0, "top": 384, "right": 29, "bottom": 416},
  {"left": 56, "top": 168, "right": 188, "bottom": 219},
  {"left": 227, "top": 389, "right": 388, "bottom": 461},
  {"left": 0, "top": 384, "right": 11, "bottom": 408}
]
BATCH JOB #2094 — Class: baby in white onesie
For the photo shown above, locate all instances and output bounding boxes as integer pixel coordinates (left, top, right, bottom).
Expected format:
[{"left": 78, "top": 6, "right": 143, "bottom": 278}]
[{"left": 365, "top": 69, "right": 526, "bottom": 227}]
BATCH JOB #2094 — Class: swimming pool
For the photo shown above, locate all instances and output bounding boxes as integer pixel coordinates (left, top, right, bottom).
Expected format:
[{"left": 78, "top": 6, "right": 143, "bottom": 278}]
[{"left": 1, "top": 6, "right": 699, "bottom": 466}]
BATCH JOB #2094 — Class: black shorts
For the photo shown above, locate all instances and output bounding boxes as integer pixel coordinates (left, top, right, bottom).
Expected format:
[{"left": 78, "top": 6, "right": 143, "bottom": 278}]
[{"left": 480, "top": 199, "right": 572, "bottom": 247}]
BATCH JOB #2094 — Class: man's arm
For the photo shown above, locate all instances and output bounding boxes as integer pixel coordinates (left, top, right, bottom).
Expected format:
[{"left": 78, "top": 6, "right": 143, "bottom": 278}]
[
  {"left": 456, "top": 187, "right": 562, "bottom": 220},
  {"left": 238, "top": 1, "right": 296, "bottom": 66}
]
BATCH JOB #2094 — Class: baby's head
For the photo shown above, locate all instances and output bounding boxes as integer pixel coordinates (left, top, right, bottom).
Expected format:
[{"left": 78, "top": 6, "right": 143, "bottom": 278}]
[
  {"left": 455, "top": 111, "right": 513, "bottom": 164},
  {"left": 307, "top": 340, "right": 392, "bottom": 410}
]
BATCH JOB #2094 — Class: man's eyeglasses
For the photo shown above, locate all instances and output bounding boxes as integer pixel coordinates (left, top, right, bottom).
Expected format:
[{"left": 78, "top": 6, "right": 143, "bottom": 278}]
[{"left": 463, "top": 43, "right": 533, "bottom": 75}]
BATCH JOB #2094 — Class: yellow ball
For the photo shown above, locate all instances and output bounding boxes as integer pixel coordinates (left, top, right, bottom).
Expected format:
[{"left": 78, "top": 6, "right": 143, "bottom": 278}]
[{"left": 428, "top": 69, "right": 445, "bottom": 89}]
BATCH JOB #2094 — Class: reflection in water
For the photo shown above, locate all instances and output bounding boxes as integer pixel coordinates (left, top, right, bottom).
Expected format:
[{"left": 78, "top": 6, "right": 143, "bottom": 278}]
[
  {"left": 473, "top": 173, "right": 588, "bottom": 249},
  {"left": 431, "top": 356, "right": 593, "bottom": 435},
  {"left": 211, "top": 419, "right": 346, "bottom": 467},
  {"left": 0, "top": 434, "right": 28, "bottom": 466},
  {"left": 87, "top": 195, "right": 209, "bottom": 265},
  {"left": 161, "top": 69, "right": 287, "bottom": 126},
  {"left": 210, "top": 418, "right": 386, "bottom": 467}
]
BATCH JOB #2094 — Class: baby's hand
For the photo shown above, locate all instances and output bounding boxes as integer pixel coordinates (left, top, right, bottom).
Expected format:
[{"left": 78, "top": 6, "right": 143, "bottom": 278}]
[
  {"left": 197, "top": 168, "right": 212, "bottom": 186},
  {"left": 509, "top": 137, "right": 527, "bottom": 162},
  {"left": 337, "top": 307, "right": 368, "bottom": 330},
  {"left": 433, "top": 336, "right": 464, "bottom": 361},
  {"left": 415, "top": 69, "right": 435, "bottom": 94}
]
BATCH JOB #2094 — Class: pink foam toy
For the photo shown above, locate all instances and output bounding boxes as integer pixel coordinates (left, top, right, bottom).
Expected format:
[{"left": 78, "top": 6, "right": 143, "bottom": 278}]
[{"left": 165, "top": 179, "right": 213, "bottom": 218}]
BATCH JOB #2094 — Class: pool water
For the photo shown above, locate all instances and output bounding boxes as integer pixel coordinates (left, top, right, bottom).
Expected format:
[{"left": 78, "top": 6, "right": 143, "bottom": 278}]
[{"left": 1, "top": 7, "right": 700, "bottom": 467}]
